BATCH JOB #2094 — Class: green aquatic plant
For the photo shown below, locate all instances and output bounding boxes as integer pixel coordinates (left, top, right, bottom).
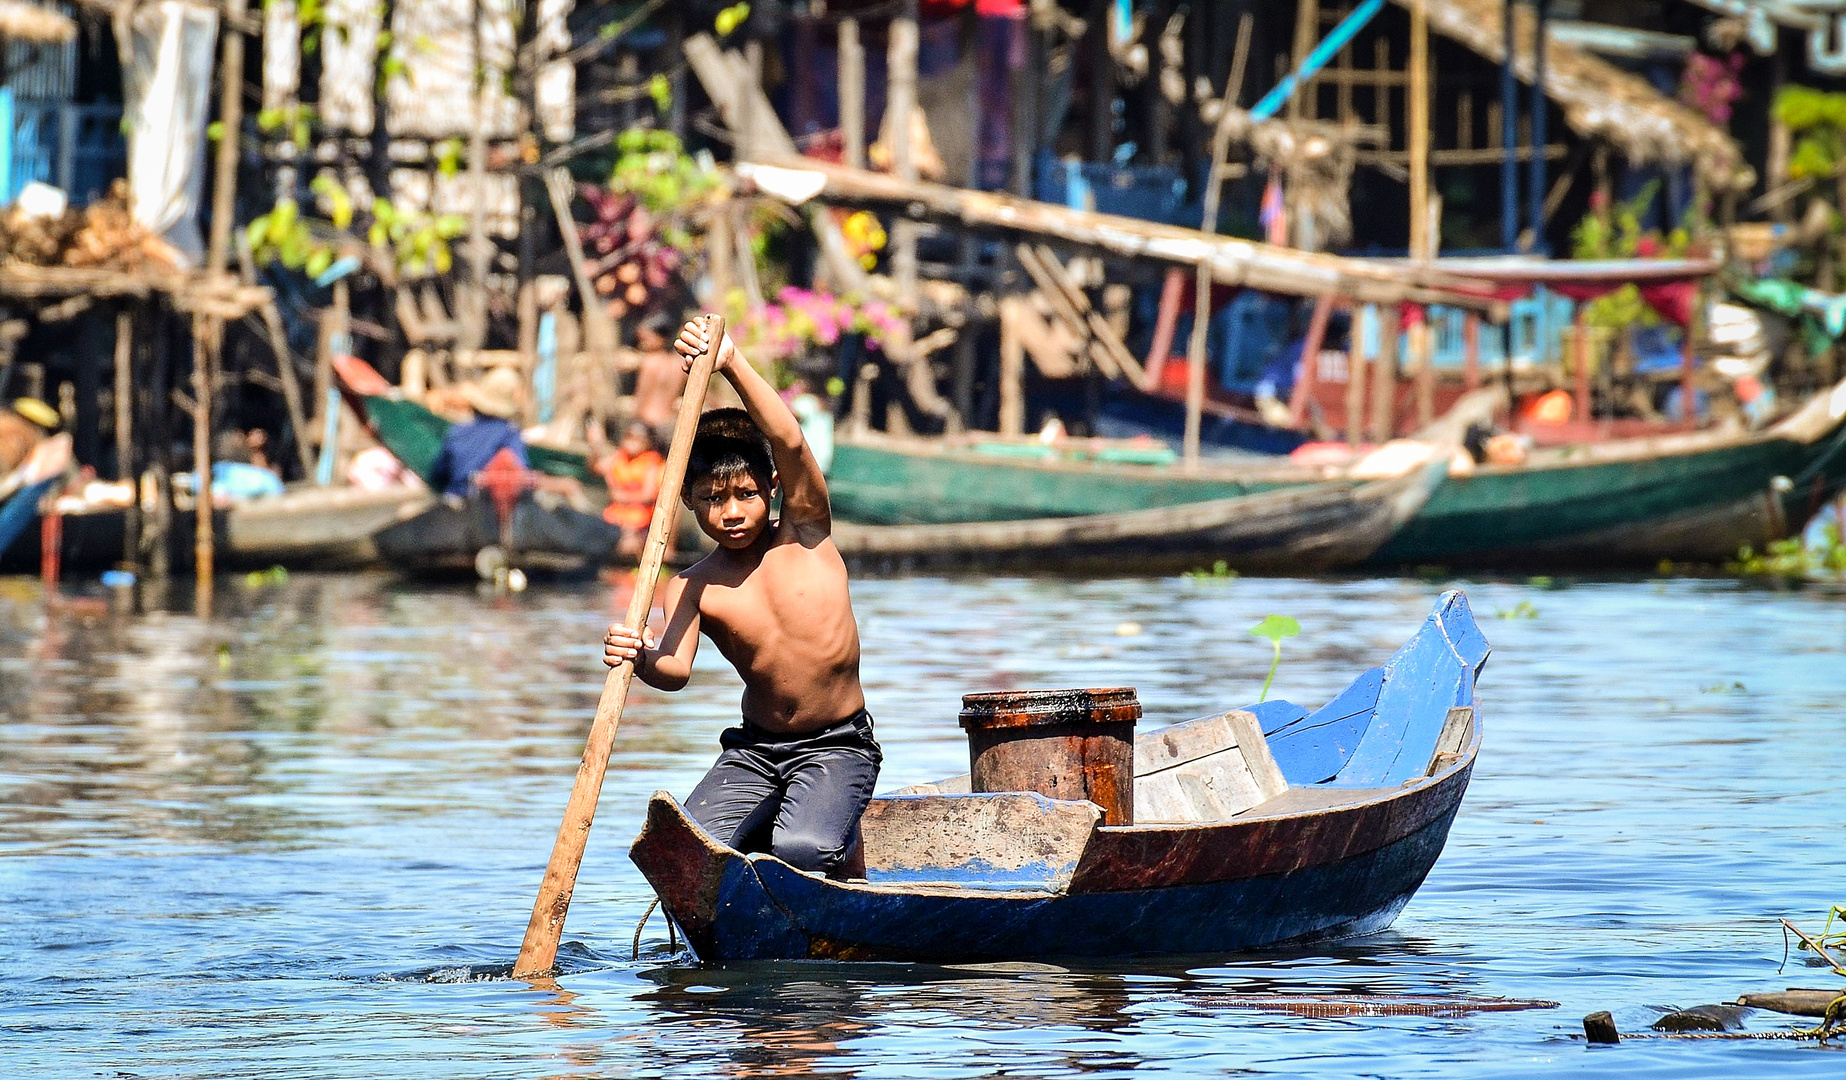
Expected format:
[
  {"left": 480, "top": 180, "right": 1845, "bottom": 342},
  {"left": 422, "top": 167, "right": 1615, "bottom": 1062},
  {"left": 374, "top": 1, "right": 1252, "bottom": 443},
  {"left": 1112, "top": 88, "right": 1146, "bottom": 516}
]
[
  {"left": 1248, "top": 614, "right": 1299, "bottom": 703},
  {"left": 1494, "top": 600, "right": 1539, "bottom": 620},
  {"left": 1183, "top": 560, "right": 1238, "bottom": 582},
  {"left": 1728, "top": 522, "right": 1846, "bottom": 580}
]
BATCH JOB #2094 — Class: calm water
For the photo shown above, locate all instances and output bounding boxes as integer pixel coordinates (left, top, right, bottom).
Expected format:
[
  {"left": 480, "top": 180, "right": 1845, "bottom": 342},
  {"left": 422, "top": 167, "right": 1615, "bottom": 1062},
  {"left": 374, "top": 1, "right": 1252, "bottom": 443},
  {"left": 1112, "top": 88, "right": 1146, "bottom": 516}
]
[{"left": 2, "top": 568, "right": 1843, "bottom": 1079}]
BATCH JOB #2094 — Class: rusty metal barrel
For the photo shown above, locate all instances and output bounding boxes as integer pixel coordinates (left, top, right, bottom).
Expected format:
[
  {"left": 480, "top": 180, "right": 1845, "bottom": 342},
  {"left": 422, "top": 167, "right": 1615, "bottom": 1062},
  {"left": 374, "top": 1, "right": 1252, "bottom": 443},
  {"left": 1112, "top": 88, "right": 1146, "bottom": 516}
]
[{"left": 958, "top": 687, "right": 1140, "bottom": 825}]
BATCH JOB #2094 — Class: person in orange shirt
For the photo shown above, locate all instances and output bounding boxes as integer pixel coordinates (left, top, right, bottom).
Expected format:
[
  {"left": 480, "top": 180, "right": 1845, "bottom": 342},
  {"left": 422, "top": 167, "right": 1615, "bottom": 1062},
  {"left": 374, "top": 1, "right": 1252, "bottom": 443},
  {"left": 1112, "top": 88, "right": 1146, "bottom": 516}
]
[{"left": 590, "top": 420, "right": 665, "bottom": 557}]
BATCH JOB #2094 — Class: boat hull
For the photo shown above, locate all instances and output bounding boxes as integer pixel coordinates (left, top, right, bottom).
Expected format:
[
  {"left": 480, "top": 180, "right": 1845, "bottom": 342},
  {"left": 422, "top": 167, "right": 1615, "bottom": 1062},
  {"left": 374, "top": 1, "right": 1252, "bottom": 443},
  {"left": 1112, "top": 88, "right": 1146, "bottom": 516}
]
[
  {"left": 373, "top": 492, "right": 622, "bottom": 574},
  {"left": 825, "top": 438, "right": 1299, "bottom": 526},
  {"left": 630, "top": 758, "right": 1470, "bottom": 964},
  {"left": 832, "top": 463, "right": 1443, "bottom": 573},
  {"left": 1372, "top": 419, "right": 1846, "bottom": 567}
]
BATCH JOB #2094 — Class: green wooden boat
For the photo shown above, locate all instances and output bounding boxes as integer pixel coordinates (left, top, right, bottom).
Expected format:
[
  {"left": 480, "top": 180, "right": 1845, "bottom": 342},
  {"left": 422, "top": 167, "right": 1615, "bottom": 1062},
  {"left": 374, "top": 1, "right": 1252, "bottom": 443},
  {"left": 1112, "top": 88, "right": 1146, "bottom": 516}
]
[
  {"left": 825, "top": 435, "right": 1322, "bottom": 525},
  {"left": 355, "top": 394, "right": 595, "bottom": 485},
  {"left": 1369, "top": 377, "right": 1846, "bottom": 568}
]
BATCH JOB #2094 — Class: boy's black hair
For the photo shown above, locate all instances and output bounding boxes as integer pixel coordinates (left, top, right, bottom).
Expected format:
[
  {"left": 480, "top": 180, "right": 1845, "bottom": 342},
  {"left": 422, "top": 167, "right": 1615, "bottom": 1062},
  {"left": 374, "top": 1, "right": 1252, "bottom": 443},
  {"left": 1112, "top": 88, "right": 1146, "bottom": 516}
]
[{"left": 684, "top": 408, "right": 775, "bottom": 495}]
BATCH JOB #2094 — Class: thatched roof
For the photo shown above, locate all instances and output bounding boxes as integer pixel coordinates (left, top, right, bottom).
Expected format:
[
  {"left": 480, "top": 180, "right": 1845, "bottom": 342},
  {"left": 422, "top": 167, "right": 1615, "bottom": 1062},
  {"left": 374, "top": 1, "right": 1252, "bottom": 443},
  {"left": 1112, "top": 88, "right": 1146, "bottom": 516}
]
[
  {"left": 1399, "top": 0, "right": 1753, "bottom": 193},
  {"left": 0, "top": 0, "right": 75, "bottom": 44}
]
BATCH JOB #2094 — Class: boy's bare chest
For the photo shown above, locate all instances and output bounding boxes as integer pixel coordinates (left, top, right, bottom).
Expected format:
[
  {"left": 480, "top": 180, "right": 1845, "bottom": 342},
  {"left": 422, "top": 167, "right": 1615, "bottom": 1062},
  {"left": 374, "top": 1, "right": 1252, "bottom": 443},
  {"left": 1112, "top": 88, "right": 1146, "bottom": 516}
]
[{"left": 696, "top": 546, "right": 852, "bottom": 649}]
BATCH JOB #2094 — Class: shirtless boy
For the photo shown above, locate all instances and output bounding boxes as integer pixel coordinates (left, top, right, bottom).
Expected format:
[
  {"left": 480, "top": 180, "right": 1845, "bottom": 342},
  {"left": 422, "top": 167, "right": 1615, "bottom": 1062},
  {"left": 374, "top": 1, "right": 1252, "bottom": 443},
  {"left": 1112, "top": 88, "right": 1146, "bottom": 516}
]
[{"left": 602, "top": 318, "right": 877, "bottom": 875}]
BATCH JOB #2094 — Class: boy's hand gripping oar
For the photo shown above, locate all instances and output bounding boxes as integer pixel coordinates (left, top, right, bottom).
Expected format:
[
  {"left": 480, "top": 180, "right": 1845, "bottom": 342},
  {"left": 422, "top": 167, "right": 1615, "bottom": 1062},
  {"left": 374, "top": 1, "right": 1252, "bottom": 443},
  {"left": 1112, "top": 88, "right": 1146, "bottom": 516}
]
[{"left": 512, "top": 313, "right": 724, "bottom": 978}]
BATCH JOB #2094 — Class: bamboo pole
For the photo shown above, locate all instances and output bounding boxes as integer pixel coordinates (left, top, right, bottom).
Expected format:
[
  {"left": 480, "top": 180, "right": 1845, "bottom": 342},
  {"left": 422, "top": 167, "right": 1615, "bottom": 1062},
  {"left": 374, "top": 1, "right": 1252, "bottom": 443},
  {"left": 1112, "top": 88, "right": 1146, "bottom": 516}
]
[
  {"left": 113, "top": 309, "right": 133, "bottom": 483},
  {"left": 1408, "top": 0, "right": 1429, "bottom": 262},
  {"left": 114, "top": 308, "right": 135, "bottom": 566},
  {"left": 840, "top": 17, "right": 865, "bottom": 169},
  {"left": 1289, "top": 0, "right": 1319, "bottom": 123},
  {"left": 512, "top": 314, "right": 724, "bottom": 979},
  {"left": 1184, "top": 13, "right": 1252, "bottom": 466},
  {"left": 458, "top": 0, "right": 490, "bottom": 351},
  {"left": 888, "top": 3, "right": 919, "bottom": 310},
  {"left": 207, "top": 0, "right": 245, "bottom": 277},
  {"left": 545, "top": 168, "right": 618, "bottom": 403},
  {"left": 1463, "top": 310, "right": 1480, "bottom": 390}
]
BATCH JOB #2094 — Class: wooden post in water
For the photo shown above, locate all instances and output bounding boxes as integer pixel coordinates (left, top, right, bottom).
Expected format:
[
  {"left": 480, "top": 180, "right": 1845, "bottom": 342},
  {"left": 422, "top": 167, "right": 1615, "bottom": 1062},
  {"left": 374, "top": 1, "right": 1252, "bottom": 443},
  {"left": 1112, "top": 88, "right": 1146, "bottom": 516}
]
[
  {"left": 839, "top": 18, "right": 865, "bottom": 169},
  {"left": 512, "top": 314, "right": 724, "bottom": 979},
  {"left": 191, "top": 321, "right": 213, "bottom": 612},
  {"left": 114, "top": 308, "right": 136, "bottom": 565}
]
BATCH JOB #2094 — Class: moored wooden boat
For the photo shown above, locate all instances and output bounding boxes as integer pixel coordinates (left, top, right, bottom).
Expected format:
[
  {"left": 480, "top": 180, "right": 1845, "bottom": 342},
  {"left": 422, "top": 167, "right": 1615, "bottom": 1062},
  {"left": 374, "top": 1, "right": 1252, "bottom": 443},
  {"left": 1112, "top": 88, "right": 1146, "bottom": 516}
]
[
  {"left": 371, "top": 490, "right": 623, "bottom": 576},
  {"left": 1370, "top": 376, "right": 1846, "bottom": 567},
  {"left": 0, "top": 482, "right": 428, "bottom": 575},
  {"left": 831, "top": 458, "right": 1446, "bottom": 573},
  {"left": 825, "top": 389, "right": 1503, "bottom": 528},
  {"left": 631, "top": 590, "right": 1486, "bottom": 963}
]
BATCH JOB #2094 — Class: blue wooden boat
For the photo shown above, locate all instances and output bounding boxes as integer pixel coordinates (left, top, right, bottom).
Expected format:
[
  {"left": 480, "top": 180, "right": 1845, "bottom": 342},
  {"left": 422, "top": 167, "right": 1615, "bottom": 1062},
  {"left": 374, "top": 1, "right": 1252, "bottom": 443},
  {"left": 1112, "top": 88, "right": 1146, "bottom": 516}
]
[{"left": 630, "top": 590, "right": 1488, "bottom": 963}]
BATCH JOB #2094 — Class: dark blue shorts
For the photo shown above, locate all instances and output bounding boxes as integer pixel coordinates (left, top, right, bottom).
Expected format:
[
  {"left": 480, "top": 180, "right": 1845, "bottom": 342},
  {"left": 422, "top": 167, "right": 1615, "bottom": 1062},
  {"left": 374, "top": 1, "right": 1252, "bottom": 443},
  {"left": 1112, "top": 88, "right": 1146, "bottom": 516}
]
[{"left": 684, "top": 710, "right": 882, "bottom": 875}]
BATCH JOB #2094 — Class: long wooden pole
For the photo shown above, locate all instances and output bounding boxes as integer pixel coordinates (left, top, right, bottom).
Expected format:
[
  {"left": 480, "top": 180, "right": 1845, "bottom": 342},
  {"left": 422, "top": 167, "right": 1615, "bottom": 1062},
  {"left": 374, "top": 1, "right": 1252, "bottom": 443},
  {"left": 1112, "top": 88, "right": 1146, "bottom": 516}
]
[
  {"left": 114, "top": 308, "right": 137, "bottom": 566},
  {"left": 512, "top": 314, "right": 724, "bottom": 979},
  {"left": 839, "top": 17, "right": 864, "bottom": 170},
  {"left": 207, "top": 0, "right": 245, "bottom": 277},
  {"left": 1185, "top": 13, "right": 1253, "bottom": 466},
  {"left": 1408, "top": 0, "right": 1429, "bottom": 262}
]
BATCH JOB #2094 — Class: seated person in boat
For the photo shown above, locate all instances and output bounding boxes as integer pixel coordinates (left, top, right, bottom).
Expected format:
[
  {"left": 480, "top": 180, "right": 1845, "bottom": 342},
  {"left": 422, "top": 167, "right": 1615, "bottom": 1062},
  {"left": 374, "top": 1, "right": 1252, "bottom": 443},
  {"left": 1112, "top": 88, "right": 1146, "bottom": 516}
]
[
  {"left": 603, "top": 318, "right": 878, "bottom": 877},
  {"left": 588, "top": 420, "right": 665, "bottom": 557},
  {"left": 427, "top": 367, "right": 529, "bottom": 499}
]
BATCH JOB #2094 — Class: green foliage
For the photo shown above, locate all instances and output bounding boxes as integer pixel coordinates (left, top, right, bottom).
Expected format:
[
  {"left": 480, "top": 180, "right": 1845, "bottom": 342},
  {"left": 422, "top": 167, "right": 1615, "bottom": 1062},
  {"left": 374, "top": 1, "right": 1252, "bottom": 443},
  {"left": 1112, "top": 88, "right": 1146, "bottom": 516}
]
[
  {"left": 609, "top": 127, "right": 718, "bottom": 216},
  {"left": 647, "top": 74, "right": 672, "bottom": 115},
  {"left": 1569, "top": 180, "right": 1690, "bottom": 330},
  {"left": 1775, "top": 86, "right": 1846, "bottom": 181},
  {"left": 255, "top": 103, "right": 318, "bottom": 149},
  {"left": 433, "top": 138, "right": 464, "bottom": 178},
  {"left": 1494, "top": 600, "right": 1539, "bottom": 620},
  {"left": 247, "top": 183, "right": 467, "bottom": 278},
  {"left": 1248, "top": 614, "right": 1300, "bottom": 702},
  {"left": 714, "top": 3, "right": 750, "bottom": 37},
  {"left": 243, "top": 565, "right": 290, "bottom": 588},
  {"left": 1727, "top": 519, "right": 1846, "bottom": 580},
  {"left": 1182, "top": 560, "right": 1239, "bottom": 581}
]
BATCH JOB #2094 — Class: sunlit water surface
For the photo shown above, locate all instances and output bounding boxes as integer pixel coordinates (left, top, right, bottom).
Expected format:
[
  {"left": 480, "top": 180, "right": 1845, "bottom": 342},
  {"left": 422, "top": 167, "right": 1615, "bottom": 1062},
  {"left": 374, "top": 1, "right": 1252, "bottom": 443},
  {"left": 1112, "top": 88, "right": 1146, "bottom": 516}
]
[{"left": 2, "top": 570, "right": 1843, "bottom": 1079}]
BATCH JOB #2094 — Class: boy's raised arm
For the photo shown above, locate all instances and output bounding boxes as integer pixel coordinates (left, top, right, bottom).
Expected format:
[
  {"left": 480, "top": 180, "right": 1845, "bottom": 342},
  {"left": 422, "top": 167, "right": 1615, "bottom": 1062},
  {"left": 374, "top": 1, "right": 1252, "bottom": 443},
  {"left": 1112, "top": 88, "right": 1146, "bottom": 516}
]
[{"left": 674, "top": 320, "right": 831, "bottom": 533}]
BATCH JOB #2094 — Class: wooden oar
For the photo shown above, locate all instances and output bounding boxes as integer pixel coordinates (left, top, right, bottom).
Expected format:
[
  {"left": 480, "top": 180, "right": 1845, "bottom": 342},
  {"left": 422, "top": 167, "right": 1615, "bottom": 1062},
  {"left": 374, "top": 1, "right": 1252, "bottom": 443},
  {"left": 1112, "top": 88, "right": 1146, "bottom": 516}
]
[{"left": 512, "top": 313, "right": 723, "bottom": 978}]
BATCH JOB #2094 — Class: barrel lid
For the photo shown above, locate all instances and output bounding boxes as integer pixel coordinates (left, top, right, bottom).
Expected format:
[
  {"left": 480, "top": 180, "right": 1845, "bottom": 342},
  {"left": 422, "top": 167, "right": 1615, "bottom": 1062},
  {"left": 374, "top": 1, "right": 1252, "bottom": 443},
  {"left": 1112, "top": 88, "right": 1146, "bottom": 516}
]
[{"left": 958, "top": 687, "right": 1141, "bottom": 731}]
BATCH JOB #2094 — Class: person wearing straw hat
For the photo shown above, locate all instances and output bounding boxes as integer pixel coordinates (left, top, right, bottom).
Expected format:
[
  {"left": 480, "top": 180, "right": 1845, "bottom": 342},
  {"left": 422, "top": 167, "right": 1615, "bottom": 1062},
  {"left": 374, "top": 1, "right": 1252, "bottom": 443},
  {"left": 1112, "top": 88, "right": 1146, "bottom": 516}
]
[
  {"left": 428, "top": 366, "right": 530, "bottom": 498},
  {"left": 0, "top": 397, "right": 59, "bottom": 474}
]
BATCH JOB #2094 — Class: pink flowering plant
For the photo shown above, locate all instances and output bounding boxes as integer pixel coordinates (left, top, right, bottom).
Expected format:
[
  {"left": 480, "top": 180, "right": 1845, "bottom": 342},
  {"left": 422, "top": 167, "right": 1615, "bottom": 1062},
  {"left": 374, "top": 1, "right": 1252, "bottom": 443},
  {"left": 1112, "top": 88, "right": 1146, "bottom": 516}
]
[
  {"left": 1679, "top": 52, "right": 1744, "bottom": 126},
  {"left": 723, "top": 286, "right": 905, "bottom": 386}
]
